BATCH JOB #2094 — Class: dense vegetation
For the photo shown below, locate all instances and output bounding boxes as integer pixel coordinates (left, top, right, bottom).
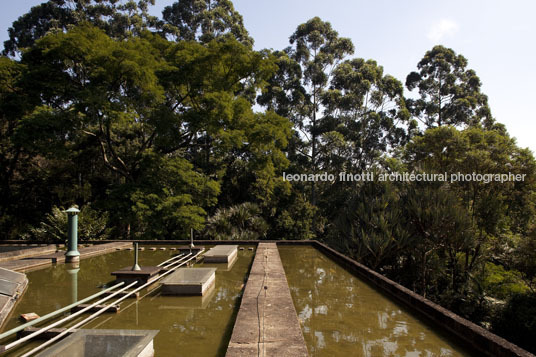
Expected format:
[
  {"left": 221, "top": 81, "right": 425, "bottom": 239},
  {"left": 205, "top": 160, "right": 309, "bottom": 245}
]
[{"left": 1, "top": 0, "right": 535, "bottom": 352}]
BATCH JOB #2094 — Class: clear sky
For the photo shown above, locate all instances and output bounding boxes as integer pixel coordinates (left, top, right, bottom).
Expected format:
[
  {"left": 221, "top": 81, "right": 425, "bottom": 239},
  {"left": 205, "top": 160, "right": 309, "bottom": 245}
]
[{"left": 1, "top": 1, "right": 535, "bottom": 153}]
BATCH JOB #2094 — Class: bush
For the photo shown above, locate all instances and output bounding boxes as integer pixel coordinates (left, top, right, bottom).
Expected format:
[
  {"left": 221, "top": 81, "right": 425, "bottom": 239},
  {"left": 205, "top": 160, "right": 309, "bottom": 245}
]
[
  {"left": 492, "top": 293, "right": 536, "bottom": 354},
  {"left": 204, "top": 202, "right": 268, "bottom": 240},
  {"left": 27, "top": 205, "right": 112, "bottom": 243}
]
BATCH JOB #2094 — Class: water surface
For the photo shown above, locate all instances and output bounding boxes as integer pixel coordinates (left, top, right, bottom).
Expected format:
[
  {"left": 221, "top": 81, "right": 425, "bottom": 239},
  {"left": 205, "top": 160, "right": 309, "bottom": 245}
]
[
  {"left": 279, "top": 246, "right": 474, "bottom": 357},
  {"left": 2, "top": 245, "right": 254, "bottom": 357}
]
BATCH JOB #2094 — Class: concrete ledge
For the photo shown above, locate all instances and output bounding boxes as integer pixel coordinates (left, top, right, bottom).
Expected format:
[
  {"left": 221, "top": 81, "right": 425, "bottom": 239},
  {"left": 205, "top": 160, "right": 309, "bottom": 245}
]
[
  {"left": 0, "top": 245, "right": 56, "bottom": 263},
  {"left": 226, "top": 243, "right": 308, "bottom": 357}
]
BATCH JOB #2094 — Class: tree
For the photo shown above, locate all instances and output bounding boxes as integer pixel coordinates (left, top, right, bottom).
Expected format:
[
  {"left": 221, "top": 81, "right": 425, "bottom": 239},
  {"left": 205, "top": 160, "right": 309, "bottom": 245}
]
[
  {"left": 159, "top": 0, "right": 253, "bottom": 47},
  {"left": 10, "top": 23, "right": 291, "bottom": 239},
  {"left": 492, "top": 293, "right": 536, "bottom": 354},
  {"left": 322, "top": 58, "right": 414, "bottom": 171},
  {"left": 15, "top": 25, "right": 220, "bottom": 238},
  {"left": 406, "top": 45, "right": 492, "bottom": 128},
  {"left": 259, "top": 17, "right": 354, "bottom": 204},
  {"left": 3, "top": 0, "right": 157, "bottom": 56},
  {"left": 401, "top": 181, "right": 475, "bottom": 303},
  {"left": 404, "top": 126, "right": 536, "bottom": 238}
]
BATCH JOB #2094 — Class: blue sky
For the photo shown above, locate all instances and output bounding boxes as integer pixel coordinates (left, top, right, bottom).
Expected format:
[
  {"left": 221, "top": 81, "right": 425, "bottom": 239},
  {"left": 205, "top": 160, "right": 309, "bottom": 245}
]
[{"left": 2, "top": 0, "right": 535, "bottom": 153}]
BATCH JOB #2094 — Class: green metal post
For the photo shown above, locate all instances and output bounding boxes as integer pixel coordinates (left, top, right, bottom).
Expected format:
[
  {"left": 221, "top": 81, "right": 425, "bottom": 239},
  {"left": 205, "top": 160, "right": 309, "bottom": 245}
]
[
  {"left": 65, "top": 207, "right": 80, "bottom": 263},
  {"left": 132, "top": 242, "right": 141, "bottom": 271}
]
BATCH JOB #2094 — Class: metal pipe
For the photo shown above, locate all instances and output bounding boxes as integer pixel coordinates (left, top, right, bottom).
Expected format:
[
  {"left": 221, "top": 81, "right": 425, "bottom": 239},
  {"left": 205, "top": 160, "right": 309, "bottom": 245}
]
[
  {"left": 21, "top": 250, "right": 205, "bottom": 356},
  {"left": 161, "top": 253, "right": 192, "bottom": 269},
  {"left": 157, "top": 252, "right": 188, "bottom": 267},
  {"left": 0, "top": 282, "right": 125, "bottom": 341},
  {"left": 161, "top": 255, "right": 193, "bottom": 271},
  {"left": 4, "top": 281, "right": 138, "bottom": 351}
]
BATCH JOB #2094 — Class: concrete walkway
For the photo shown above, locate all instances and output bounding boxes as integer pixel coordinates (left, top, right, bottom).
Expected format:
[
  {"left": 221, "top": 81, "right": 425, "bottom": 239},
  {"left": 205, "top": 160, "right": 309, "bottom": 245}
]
[
  {"left": 226, "top": 243, "right": 308, "bottom": 357},
  {"left": 0, "top": 242, "right": 131, "bottom": 272}
]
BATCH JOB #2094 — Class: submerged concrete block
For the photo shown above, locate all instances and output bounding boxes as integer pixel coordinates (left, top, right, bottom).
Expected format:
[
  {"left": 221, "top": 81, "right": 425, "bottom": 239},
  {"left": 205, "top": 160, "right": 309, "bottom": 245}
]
[
  {"left": 111, "top": 266, "right": 162, "bottom": 287},
  {"left": 202, "top": 257, "right": 237, "bottom": 272},
  {"left": 203, "top": 245, "right": 238, "bottom": 264},
  {"left": 160, "top": 268, "right": 216, "bottom": 296},
  {"left": 35, "top": 329, "right": 158, "bottom": 357},
  {"left": 158, "top": 285, "right": 216, "bottom": 310}
]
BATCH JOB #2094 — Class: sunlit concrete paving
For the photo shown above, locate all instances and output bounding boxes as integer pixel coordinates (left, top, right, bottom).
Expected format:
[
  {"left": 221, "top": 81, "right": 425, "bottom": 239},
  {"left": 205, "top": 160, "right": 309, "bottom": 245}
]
[
  {"left": 203, "top": 245, "right": 238, "bottom": 264},
  {"left": 226, "top": 243, "right": 308, "bottom": 356},
  {"left": 160, "top": 267, "right": 216, "bottom": 296}
]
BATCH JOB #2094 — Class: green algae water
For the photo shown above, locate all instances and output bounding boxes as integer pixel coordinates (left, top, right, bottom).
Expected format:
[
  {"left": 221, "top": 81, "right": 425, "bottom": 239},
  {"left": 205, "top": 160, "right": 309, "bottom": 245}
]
[
  {"left": 1, "top": 246, "right": 255, "bottom": 357},
  {"left": 279, "top": 246, "right": 474, "bottom": 357}
]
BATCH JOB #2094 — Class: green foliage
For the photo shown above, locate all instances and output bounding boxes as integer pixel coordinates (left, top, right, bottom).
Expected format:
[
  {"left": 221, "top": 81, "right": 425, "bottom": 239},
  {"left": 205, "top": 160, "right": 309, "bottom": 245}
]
[
  {"left": 270, "top": 192, "right": 319, "bottom": 241},
  {"left": 28, "top": 205, "right": 111, "bottom": 243},
  {"left": 321, "top": 58, "right": 413, "bottom": 170},
  {"left": 404, "top": 125, "right": 536, "bottom": 239},
  {"left": 482, "top": 262, "right": 528, "bottom": 300},
  {"left": 406, "top": 45, "right": 493, "bottom": 128},
  {"left": 511, "top": 227, "right": 536, "bottom": 291},
  {"left": 159, "top": 0, "right": 253, "bottom": 47},
  {"left": 3, "top": 0, "right": 158, "bottom": 56},
  {"left": 4, "top": 23, "right": 288, "bottom": 240},
  {"left": 204, "top": 202, "right": 268, "bottom": 240},
  {"left": 331, "top": 179, "right": 411, "bottom": 269},
  {"left": 259, "top": 17, "right": 355, "bottom": 204}
]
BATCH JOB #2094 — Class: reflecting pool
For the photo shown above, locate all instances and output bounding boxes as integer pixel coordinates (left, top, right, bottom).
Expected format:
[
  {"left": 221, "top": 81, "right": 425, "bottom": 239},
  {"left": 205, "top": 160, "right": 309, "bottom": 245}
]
[{"left": 279, "top": 245, "right": 474, "bottom": 357}]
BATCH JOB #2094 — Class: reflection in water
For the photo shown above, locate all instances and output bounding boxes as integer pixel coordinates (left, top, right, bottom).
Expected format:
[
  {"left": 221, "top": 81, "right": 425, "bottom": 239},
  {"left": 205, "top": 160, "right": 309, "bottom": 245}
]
[
  {"left": 2, "top": 246, "right": 255, "bottom": 357},
  {"left": 66, "top": 264, "right": 79, "bottom": 304},
  {"left": 279, "top": 246, "right": 473, "bottom": 357}
]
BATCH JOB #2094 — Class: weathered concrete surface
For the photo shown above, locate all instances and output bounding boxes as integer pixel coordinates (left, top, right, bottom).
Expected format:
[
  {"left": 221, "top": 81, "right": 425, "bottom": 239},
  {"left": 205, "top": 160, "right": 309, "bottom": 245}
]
[
  {"left": 226, "top": 243, "right": 308, "bottom": 357},
  {"left": 204, "top": 245, "right": 238, "bottom": 264},
  {"left": 160, "top": 268, "right": 216, "bottom": 296},
  {"left": 0, "top": 245, "right": 56, "bottom": 263},
  {"left": 111, "top": 266, "right": 162, "bottom": 287},
  {"left": 0, "top": 267, "right": 28, "bottom": 328},
  {"left": 34, "top": 329, "right": 158, "bottom": 357},
  {"left": 0, "top": 242, "right": 131, "bottom": 273}
]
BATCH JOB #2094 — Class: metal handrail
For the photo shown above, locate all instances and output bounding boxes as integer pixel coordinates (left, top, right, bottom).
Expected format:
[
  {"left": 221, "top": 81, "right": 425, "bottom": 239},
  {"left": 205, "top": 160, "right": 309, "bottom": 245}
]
[
  {"left": 1, "top": 281, "right": 138, "bottom": 352},
  {"left": 0, "top": 282, "right": 125, "bottom": 341}
]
